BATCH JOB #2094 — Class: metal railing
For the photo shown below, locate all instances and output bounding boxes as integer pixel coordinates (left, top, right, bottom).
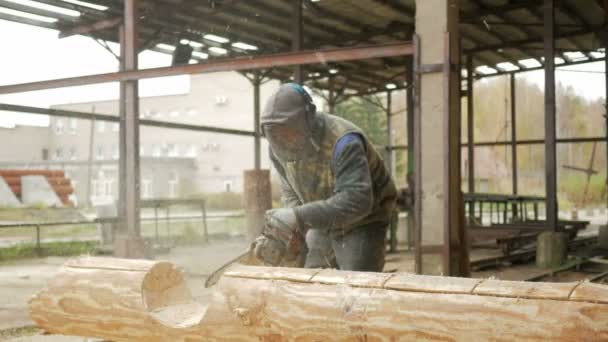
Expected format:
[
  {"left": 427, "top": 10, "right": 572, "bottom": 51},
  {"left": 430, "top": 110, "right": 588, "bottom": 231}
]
[{"left": 0, "top": 198, "right": 245, "bottom": 255}]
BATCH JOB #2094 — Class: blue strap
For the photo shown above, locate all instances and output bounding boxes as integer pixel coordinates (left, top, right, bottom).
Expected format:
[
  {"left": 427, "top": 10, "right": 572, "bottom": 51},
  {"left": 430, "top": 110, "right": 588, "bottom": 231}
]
[{"left": 333, "top": 133, "right": 363, "bottom": 163}]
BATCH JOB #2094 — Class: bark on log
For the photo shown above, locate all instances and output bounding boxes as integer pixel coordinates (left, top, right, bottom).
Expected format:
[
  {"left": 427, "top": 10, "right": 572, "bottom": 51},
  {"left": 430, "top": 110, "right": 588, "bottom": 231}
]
[{"left": 30, "top": 257, "right": 608, "bottom": 341}]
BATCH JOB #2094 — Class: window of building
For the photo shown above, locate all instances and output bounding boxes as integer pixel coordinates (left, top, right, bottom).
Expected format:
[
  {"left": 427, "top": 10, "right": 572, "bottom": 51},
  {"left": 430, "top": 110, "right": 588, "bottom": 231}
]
[
  {"left": 96, "top": 145, "right": 104, "bottom": 160},
  {"left": 152, "top": 144, "right": 161, "bottom": 157},
  {"left": 69, "top": 147, "right": 77, "bottom": 160},
  {"left": 215, "top": 96, "right": 228, "bottom": 105},
  {"left": 112, "top": 144, "right": 119, "bottom": 160},
  {"left": 54, "top": 119, "right": 64, "bottom": 135},
  {"left": 112, "top": 122, "right": 119, "bottom": 132},
  {"left": 186, "top": 144, "right": 197, "bottom": 157},
  {"left": 167, "top": 143, "right": 178, "bottom": 157},
  {"left": 141, "top": 178, "right": 152, "bottom": 198},
  {"left": 54, "top": 148, "right": 63, "bottom": 160},
  {"left": 168, "top": 171, "right": 179, "bottom": 198},
  {"left": 41, "top": 149, "right": 49, "bottom": 161},
  {"left": 69, "top": 118, "right": 77, "bottom": 135},
  {"left": 96, "top": 121, "right": 105, "bottom": 133},
  {"left": 224, "top": 180, "right": 233, "bottom": 192},
  {"left": 92, "top": 170, "right": 114, "bottom": 201},
  {"left": 140, "top": 145, "right": 146, "bottom": 156}
]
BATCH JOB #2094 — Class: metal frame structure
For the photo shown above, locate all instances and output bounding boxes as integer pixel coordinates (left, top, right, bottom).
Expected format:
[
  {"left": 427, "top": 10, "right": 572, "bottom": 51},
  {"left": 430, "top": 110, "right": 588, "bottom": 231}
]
[{"left": 0, "top": 0, "right": 606, "bottom": 275}]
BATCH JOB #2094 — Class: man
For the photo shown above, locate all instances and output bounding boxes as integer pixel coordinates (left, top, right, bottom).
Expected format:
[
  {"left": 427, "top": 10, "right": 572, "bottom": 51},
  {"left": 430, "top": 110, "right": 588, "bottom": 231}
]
[{"left": 254, "top": 83, "right": 397, "bottom": 272}]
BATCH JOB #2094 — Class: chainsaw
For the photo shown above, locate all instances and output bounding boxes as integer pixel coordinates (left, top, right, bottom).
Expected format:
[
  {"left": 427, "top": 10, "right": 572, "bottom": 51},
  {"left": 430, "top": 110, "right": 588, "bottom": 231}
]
[{"left": 204, "top": 236, "right": 290, "bottom": 288}]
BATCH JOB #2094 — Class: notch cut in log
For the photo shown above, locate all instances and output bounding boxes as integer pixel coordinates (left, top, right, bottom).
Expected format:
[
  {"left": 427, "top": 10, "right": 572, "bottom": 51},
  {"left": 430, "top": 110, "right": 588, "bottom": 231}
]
[{"left": 30, "top": 257, "right": 608, "bottom": 341}]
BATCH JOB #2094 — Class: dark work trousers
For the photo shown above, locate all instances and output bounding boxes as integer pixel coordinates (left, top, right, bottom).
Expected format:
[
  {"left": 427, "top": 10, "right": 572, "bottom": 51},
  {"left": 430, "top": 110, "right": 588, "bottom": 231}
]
[{"left": 304, "top": 222, "right": 387, "bottom": 272}]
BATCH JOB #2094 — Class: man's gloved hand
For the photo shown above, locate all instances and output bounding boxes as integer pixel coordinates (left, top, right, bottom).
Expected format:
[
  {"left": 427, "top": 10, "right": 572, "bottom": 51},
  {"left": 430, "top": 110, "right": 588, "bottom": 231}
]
[
  {"left": 253, "top": 235, "right": 286, "bottom": 266},
  {"left": 253, "top": 208, "right": 304, "bottom": 265}
]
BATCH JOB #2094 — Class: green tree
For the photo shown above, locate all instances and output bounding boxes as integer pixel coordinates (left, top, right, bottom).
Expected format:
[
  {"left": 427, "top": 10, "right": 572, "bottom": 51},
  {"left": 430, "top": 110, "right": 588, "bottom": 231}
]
[{"left": 334, "top": 96, "right": 388, "bottom": 146}]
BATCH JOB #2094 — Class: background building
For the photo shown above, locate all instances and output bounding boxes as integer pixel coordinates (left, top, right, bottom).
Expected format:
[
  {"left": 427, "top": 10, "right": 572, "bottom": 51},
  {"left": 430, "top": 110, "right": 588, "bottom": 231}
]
[{"left": 0, "top": 72, "right": 278, "bottom": 205}]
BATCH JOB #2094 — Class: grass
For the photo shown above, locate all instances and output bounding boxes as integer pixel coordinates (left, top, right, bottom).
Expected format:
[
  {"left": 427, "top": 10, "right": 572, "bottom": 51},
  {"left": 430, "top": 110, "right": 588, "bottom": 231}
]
[
  {"left": 0, "top": 216, "right": 246, "bottom": 262},
  {"left": 0, "top": 240, "right": 98, "bottom": 263},
  {"left": 0, "top": 325, "right": 40, "bottom": 339}
]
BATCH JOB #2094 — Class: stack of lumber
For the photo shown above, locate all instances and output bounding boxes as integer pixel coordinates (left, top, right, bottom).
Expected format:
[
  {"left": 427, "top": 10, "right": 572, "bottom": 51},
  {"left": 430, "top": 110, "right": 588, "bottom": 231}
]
[
  {"left": 29, "top": 257, "right": 608, "bottom": 341},
  {"left": 0, "top": 169, "right": 74, "bottom": 205}
]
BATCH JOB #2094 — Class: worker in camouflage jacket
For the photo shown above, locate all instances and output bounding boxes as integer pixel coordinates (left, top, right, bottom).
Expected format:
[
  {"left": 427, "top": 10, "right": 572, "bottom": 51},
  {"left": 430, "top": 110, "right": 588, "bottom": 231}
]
[{"left": 253, "top": 83, "right": 397, "bottom": 272}]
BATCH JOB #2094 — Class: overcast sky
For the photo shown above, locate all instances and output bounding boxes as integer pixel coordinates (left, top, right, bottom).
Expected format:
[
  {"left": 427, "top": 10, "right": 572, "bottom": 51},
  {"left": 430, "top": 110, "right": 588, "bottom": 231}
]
[
  {"left": 0, "top": 19, "right": 189, "bottom": 128},
  {"left": 0, "top": 19, "right": 605, "bottom": 128}
]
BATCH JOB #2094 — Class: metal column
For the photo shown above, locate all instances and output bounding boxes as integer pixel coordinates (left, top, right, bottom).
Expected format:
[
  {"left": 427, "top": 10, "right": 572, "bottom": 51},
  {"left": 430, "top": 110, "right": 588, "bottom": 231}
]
[
  {"left": 466, "top": 55, "right": 475, "bottom": 222},
  {"left": 544, "top": 0, "right": 558, "bottom": 232},
  {"left": 253, "top": 72, "right": 261, "bottom": 170},
  {"left": 510, "top": 73, "right": 518, "bottom": 196},
  {"left": 292, "top": 0, "right": 304, "bottom": 83},
  {"left": 328, "top": 76, "right": 336, "bottom": 113},
  {"left": 117, "top": 0, "right": 144, "bottom": 257},
  {"left": 605, "top": 52, "right": 608, "bottom": 221},
  {"left": 386, "top": 90, "right": 394, "bottom": 174}
]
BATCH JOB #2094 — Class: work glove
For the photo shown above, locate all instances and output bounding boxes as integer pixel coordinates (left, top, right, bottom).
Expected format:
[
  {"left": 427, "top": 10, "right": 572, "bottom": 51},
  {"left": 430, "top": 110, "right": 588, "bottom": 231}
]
[{"left": 253, "top": 208, "right": 304, "bottom": 265}]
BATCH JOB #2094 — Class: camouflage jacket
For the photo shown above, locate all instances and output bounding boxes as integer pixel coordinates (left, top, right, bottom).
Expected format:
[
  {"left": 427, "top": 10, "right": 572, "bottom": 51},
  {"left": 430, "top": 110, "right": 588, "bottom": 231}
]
[{"left": 270, "top": 112, "right": 397, "bottom": 236}]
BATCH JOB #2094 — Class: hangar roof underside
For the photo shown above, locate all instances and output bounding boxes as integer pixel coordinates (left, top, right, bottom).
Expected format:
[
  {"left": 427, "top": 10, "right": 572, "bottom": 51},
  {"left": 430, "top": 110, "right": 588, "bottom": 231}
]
[{"left": 0, "top": 0, "right": 606, "bottom": 95}]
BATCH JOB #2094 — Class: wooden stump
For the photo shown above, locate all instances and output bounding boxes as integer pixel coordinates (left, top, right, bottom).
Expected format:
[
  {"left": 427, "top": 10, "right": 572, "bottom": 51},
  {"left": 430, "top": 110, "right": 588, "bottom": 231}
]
[{"left": 30, "top": 257, "right": 608, "bottom": 341}]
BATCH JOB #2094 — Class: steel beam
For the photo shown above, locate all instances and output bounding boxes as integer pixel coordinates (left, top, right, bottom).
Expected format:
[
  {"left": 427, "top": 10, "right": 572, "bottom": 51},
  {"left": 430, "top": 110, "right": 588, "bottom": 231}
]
[
  {"left": 327, "top": 76, "right": 336, "bottom": 113},
  {"left": 0, "top": 103, "right": 255, "bottom": 136},
  {"left": 119, "top": 0, "right": 141, "bottom": 245},
  {"left": 510, "top": 73, "right": 518, "bottom": 195},
  {"left": 0, "top": 42, "right": 412, "bottom": 95},
  {"left": 253, "top": 73, "right": 262, "bottom": 170},
  {"left": 544, "top": 0, "right": 558, "bottom": 232},
  {"left": 386, "top": 90, "right": 393, "bottom": 175},
  {"left": 412, "top": 34, "right": 422, "bottom": 275},
  {"left": 292, "top": 0, "right": 304, "bottom": 83},
  {"left": 59, "top": 17, "right": 122, "bottom": 38},
  {"left": 605, "top": 47, "right": 608, "bottom": 223},
  {"left": 466, "top": 55, "right": 475, "bottom": 224},
  {"left": 466, "top": 55, "right": 475, "bottom": 195}
]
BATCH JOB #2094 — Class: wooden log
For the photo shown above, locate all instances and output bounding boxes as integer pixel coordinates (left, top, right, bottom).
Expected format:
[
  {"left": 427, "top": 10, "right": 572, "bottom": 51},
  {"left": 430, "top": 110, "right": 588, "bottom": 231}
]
[{"left": 30, "top": 257, "right": 608, "bottom": 341}]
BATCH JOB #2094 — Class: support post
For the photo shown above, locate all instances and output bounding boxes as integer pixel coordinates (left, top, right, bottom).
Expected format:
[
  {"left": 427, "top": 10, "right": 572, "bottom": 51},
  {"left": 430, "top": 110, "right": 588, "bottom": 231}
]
[
  {"left": 415, "top": 0, "right": 468, "bottom": 276},
  {"left": 406, "top": 56, "right": 415, "bottom": 251},
  {"left": 115, "top": 0, "right": 146, "bottom": 258},
  {"left": 253, "top": 72, "right": 261, "bottom": 170},
  {"left": 605, "top": 52, "right": 608, "bottom": 223},
  {"left": 292, "top": 0, "right": 304, "bottom": 83},
  {"left": 328, "top": 76, "right": 336, "bottom": 113},
  {"left": 511, "top": 74, "right": 518, "bottom": 194},
  {"left": 466, "top": 54, "right": 475, "bottom": 223},
  {"left": 386, "top": 90, "right": 394, "bottom": 174},
  {"left": 544, "top": 0, "right": 558, "bottom": 232},
  {"left": 511, "top": 73, "right": 519, "bottom": 219}
]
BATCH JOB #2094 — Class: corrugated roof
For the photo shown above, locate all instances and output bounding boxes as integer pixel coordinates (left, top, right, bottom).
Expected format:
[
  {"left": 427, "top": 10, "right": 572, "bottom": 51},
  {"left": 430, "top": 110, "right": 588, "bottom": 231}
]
[{"left": 0, "top": 0, "right": 605, "bottom": 95}]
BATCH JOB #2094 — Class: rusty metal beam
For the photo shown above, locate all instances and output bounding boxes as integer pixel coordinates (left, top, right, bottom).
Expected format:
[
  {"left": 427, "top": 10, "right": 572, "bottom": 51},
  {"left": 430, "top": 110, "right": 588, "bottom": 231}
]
[
  {"left": 510, "top": 73, "right": 518, "bottom": 196},
  {"left": 0, "top": 42, "right": 412, "bottom": 95},
  {"left": 292, "top": 0, "right": 304, "bottom": 83},
  {"left": 0, "top": 103, "right": 255, "bottom": 136},
  {"left": 119, "top": 0, "right": 141, "bottom": 247},
  {"left": 59, "top": 17, "right": 122, "bottom": 38},
  {"left": 253, "top": 72, "right": 262, "bottom": 170},
  {"left": 544, "top": 0, "right": 558, "bottom": 232},
  {"left": 466, "top": 55, "right": 475, "bottom": 196}
]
